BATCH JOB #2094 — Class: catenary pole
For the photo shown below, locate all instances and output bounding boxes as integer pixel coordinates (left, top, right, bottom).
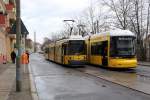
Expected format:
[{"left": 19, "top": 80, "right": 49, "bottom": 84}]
[
  {"left": 16, "top": 0, "right": 21, "bottom": 92},
  {"left": 34, "top": 32, "right": 36, "bottom": 52}
]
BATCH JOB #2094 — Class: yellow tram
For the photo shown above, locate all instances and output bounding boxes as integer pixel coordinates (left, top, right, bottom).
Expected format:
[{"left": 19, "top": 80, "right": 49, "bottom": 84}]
[
  {"left": 44, "top": 45, "right": 49, "bottom": 60},
  {"left": 47, "top": 35, "right": 87, "bottom": 66},
  {"left": 85, "top": 29, "right": 137, "bottom": 68}
]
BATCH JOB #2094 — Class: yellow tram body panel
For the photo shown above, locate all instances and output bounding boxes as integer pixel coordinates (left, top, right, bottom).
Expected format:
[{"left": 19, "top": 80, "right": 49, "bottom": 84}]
[
  {"left": 64, "top": 55, "right": 86, "bottom": 65},
  {"left": 90, "top": 55, "right": 102, "bottom": 65},
  {"left": 54, "top": 45, "right": 62, "bottom": 64},
  {"left": 48, "top": 44, "right": 55, "bottom": 61},
  {"left": 88, "top": 55, "right": 137, "bottom": 68},
  {"left": 109, "top": 58, "right": 137, "bottom": 68},
  {"left": 55, "top": 52, "right": 62, "bottom": 64},
  {"left": 48, "top": 52, "right": 55, "bottom": 61}
]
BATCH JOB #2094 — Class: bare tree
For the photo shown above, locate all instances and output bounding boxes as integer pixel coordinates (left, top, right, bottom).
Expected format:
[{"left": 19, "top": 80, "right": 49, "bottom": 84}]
[
  {"left": 77, "top": 2, "right": 96, "bottom": 34},
  {"left": 102, "top": 0, "right": 150, "bottom": 60},
  {"left": 127, "top": 0, "right": 147, "bottom": 60},
  {"left": 102, "top": 0, "right": 132, "bottom": 30},
  {"left": 146, "top": 0, "right": 150, "bottom": 61},
  {"left": 146, "top": 0, "right": 150, "bottom": 39}
]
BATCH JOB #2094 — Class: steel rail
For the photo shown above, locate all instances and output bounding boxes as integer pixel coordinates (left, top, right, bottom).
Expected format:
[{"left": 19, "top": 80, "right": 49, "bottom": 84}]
[{"left": 74, "top": 66, "right": 150, "bottom": 96}]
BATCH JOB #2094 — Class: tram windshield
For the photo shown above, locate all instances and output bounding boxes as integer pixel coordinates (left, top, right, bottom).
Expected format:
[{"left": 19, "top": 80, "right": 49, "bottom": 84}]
[
  {"left": 110, "top": 36, "right": 135, "bottom": 57},
  {"left": 68, "top": 40, "right": 86, "bottom": 55}
]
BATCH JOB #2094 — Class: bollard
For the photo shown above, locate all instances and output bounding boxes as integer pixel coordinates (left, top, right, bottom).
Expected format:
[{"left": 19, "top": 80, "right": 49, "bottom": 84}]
[
  {"left": 0, "top": 54, "right": 2, "bottom": 64},
  {"left": 3, "top": 55, "right": 7, "bottom": 64}
]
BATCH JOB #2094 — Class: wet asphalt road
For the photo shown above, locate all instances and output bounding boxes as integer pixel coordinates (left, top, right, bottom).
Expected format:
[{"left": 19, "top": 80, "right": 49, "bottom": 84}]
[{"left": 30, "top": 53, "right": 150, "bottom": 100}]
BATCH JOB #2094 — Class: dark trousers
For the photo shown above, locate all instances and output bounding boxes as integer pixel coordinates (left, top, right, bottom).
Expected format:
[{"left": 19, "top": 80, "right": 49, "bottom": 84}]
[{"left": 12, "top": 58, "right": 15, "bottom": 64}]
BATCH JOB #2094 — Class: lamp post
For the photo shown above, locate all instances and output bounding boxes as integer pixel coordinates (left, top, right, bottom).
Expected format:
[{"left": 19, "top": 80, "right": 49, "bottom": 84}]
[
  {"left": 16, "top": 0, "right": 21, "bottom": 92},
  {"left": 63, "top": 20, "right": 75, "bottom": 36}
]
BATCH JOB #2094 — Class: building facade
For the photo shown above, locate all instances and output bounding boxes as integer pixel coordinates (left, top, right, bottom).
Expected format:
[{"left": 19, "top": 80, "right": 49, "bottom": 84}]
[
  {"left": 0, "top": 0, "right": 16, "bottom": 63},
  {"left": 25, "top": 38, "right": 34, "bottom": 52}
]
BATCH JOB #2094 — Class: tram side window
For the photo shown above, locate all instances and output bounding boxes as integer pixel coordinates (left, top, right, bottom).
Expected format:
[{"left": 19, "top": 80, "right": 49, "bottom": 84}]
[
  {"left": 63, "top": 45, "right": 67, "bottom": 55},
  {"left": 50, "top": 47, "right": 54, "bottom": 54},
  {"left": 56, "top": 46, "right": 59, "bottom": 55},
  {"left": 85, "top": 44, "right": 87, "bottom": 54},
  {"left": 52, "top": 47, "right": 54, "bottom": 53},
  {"left": 91, "top": 44, "right": 96, "bottom": 55},
  {"left": 110, "top": 38, "right": 117, "bottom": 56},
  {"left": 49, "top": 47, "right": 51, "bottom": 54},
  {"left": 58, "top": 46, "right": 61, "bottom": 55},
  {"left": 66, "top": 46, "right": 69, "bottom": 55},
  {"left": 91, "top": 42, "right": 102, "bottom": 55},
  {"left": 45, "top": 48, "right": 49, "bottom": 53}
]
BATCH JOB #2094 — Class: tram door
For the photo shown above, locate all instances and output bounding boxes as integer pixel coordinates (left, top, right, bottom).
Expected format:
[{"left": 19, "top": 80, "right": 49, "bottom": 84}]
[
  {"left": 62, "top": 44, "right": 66, "bottom": 64},
  {"left": 102, "top": 41, "right": 108, "bottom": 66}
]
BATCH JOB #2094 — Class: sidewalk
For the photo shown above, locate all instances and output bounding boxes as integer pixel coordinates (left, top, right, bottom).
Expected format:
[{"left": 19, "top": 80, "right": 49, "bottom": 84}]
[
  {"left": 0, "top": 63, "right": 32, "bottom": 100},
  {"left": 138, "top": 61, "right": 150, "bottom": 66},
  {"left": 0, "top": 64, "right": 15, "bottom": 100}
]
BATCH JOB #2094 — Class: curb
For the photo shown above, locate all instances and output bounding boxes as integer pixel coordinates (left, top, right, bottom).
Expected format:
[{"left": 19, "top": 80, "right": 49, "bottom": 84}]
[
  {"left": 138, "top": 63, "right": 150, "bottom": 67},
  {"left": 28, "top": 64, "right": 39, "bottom": 100}
]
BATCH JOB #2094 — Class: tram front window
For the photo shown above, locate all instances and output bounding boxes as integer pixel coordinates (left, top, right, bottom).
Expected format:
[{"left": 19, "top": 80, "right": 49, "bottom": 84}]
[
  {"left": 68, "top": 40, "right": 85, "bottom": 55},
  {"left": 110, "top": 37, "right": 135, "bottom": 57}
]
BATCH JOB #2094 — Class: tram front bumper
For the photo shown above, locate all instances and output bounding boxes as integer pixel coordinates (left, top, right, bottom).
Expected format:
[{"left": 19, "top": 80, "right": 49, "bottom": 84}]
[
  {"left": 109, "top": 58, "right": 137, "bottom": 68},
  {"left": 68, "top": 60, "right": 87, "bottom": 66}
]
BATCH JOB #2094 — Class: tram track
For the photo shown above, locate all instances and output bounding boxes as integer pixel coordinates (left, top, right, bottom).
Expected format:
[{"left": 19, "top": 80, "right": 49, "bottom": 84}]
[
  {"left": 125, "top": 70, "right": 150, "bottom": 79},
  {"left": 92, "top": 64, "right": 150, "bottom": 79},
  {"left": 73, "top": 65, "right": 150, "bottom": 96},
  {"left": 113, "top": 67, "right": 150, "bottom": 80},
  {"left": 45, "top": 57, "right": 150, "bottom": 95},
  {"left": 91, "top": 64, "right": 150, "bottom": 80},
  {"left": 138, "top": 63, "right": 150, "bottom": 67}
]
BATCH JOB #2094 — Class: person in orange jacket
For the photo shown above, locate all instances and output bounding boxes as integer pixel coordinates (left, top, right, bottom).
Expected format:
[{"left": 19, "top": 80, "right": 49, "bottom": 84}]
[
  {"left": 26, "top": 50, "right": 30, "bottom": 63},
  {"left": 21, "top": 52, "right": 29, "bottom": 73},
  {"left": 21, "top": 52, "right": 29, "bottom": 64}
]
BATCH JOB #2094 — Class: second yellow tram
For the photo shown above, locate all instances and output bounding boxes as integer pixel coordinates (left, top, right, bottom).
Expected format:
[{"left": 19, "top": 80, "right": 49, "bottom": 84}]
[{"left": 47, "top": 35, "right": 87, "bottom": 66}]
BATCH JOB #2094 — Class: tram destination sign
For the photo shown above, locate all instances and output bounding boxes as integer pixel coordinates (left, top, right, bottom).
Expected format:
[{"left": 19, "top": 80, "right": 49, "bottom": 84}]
[{"left": 118, "top": 37, "right": 133, "bottom": 40}]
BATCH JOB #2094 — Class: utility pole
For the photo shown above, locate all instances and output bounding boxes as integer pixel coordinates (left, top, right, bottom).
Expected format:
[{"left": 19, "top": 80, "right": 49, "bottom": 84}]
[
  {"left": 16, "top": 0, "right": 21, "bottom": 92},
  {"left": 63, "top": 20, "right": 75, "bottom": 36},
  {"left": 77, "top": 24, "right": 85, "bottom": 36},
  {"left": 96, "top": 20, "right": 99, "bottom": 33},
  {"left": 34, "top": 32, "right": 36, "bottom": 53}
]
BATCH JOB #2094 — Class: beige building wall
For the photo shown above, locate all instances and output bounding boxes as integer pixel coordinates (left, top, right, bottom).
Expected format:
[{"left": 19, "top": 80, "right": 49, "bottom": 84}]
[
  {"left": 0, "top": 30, "right": 6, "bottom": 54},
  {"left": 0, "top": 0, "right": 16, "bottom": 63},
  {"left": 0, "top": 28, "right": 16, "bottom": 63},
  {"left": 0, "top": 29, "right": 6, "bottom": 63},
  {"left": 5, "top": 36, "right": 11, "bottom": 62},
  {"left": 6, "top": 34, "right": 16, "bottom": 62}
]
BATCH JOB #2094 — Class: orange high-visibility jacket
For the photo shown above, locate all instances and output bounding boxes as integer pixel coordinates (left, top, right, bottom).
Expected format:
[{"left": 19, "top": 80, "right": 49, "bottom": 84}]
[{"left": 21, "top": 53, "right": 29, "bottom": 64}]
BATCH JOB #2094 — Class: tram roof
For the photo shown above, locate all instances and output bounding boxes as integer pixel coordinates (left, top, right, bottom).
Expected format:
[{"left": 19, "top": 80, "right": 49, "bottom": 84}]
[
  {"left": 96, "top": 29, "right": 135, "bottom": 37},
  {"left": 56, "top": 35, "right": 85, "bottom": 45},
  {"left": 69, "top": 35, "right": 84, "bottom": 40},
  {"left": 57, "top": 35, "right": 84, "bottom": 41},
  {"left": 84, "top": 29, "right": 135, "bottom": 39}
]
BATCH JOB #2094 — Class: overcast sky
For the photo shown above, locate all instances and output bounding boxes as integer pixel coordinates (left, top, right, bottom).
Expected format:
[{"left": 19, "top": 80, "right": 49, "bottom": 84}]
[{"left": 21, "top": 0, "right": 94, "bottom": 43}]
